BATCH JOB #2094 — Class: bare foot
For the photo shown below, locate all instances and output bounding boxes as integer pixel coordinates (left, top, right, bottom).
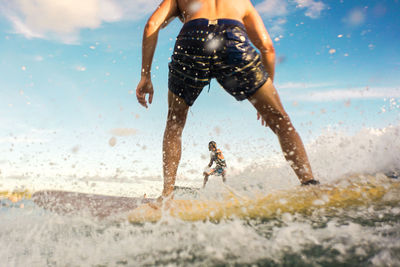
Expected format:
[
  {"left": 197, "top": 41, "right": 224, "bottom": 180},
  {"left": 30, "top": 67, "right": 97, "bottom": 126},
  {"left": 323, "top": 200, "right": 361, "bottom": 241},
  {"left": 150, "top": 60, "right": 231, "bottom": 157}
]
[
  {"left": 301, "top": 179, "right": 320, "bottom": 186},
  {"left": 148, "top": 195, "right": 173, "bottom": 210}
]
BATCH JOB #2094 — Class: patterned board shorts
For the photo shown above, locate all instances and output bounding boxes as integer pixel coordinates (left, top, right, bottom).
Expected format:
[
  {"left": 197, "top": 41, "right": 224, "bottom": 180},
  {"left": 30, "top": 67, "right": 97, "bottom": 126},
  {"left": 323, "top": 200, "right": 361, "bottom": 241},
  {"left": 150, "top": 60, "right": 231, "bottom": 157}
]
[
  {"left": 205, "top": 166, "right": 226, "bottom": 176},
  {"left": 169, "top": 18, "right": 269, "bottom": 106}
]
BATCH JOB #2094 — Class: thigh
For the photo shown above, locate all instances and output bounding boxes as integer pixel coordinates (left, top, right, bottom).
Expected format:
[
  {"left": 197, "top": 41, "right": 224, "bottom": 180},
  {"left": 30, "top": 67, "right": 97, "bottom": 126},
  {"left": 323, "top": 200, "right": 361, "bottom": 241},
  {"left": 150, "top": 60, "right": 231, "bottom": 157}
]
[
  {"left": 205, "top": 168, "right": 216, "bottom": 176},
  {"left": 168, "top": 37, "right": 211, "bottom": 106},
  {"left": 216, "top": 167, "right": 225, "bottom": 176},
  {"left": 166, "top": 91, "right": 190, "bottom": 126},
  {"left": 248, "top": 78, "right": 290, "bottom": 133}
]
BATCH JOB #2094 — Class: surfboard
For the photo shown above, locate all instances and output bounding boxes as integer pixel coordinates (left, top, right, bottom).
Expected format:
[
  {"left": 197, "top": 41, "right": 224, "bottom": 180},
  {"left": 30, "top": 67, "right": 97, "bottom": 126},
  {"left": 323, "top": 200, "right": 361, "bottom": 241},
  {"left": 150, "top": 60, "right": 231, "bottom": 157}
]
[
  {"left": 0, "top": 190, "right": 31, "bottom": 203},
  {"left": 32, "top": 190, "right": 156, "bottom": 218},
  {"left": 29, "top": 185, "right": 198, "bottom": 218},
  {"left": 128, "top": 175, "right": 400, "bottom": 223}
]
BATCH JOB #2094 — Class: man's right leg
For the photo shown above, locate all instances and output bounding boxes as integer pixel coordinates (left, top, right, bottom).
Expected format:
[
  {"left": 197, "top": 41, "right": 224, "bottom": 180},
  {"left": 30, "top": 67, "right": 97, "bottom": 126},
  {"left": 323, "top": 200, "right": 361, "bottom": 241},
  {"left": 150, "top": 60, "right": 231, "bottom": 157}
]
[
  {"left": 162, "top": 91, "right": 189, "bottom": 197},
  {"left": 221, "top": 170, "right": 226, "bottom": 183},
  {"left": 248, "top": 78, "right": 315, "bottom": 184}
]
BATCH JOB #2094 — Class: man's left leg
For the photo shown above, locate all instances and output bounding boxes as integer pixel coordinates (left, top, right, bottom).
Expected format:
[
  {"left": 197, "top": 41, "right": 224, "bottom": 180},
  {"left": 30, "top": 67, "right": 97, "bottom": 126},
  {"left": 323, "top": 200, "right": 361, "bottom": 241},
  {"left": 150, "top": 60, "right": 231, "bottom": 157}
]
[
  {"left": 248, "top": 78, "right": 315, "bottom": 184},
  {"left": 162, "top": 91, "right": 189, "bottom": 197}
]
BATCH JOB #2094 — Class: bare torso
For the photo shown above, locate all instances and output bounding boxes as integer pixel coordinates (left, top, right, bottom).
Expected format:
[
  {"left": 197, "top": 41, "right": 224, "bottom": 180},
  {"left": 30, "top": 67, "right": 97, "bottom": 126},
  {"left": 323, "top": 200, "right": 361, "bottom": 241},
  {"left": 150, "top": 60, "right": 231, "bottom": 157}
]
[{"left": 176, "top": 0, "right": 249, "bottom": 23}]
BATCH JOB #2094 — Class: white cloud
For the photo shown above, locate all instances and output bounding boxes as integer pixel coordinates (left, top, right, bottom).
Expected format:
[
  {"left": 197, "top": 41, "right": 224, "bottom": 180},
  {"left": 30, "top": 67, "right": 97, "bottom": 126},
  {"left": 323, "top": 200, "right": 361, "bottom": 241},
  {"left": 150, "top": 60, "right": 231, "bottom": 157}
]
[
  {"left": 34, "top": 55, "right": 44, "bottom": 61},
  {"left": 257, "top": 0, "right": 326, "bottom": 19},
  {"left": 6, "top": 13, "right": 44, "bottom": 39},
  {"left": 285, "top": 87, "right": 400, "bottom": 102},
  {"left": 110, "top": 128, "right": 138, "bottom": 136},
  {"left": 0, "top": 128, "right": 56, "bottom": 144},
  {"left": 343, "top": 7, "right": 366, "bottom": 27},
  {"left": 0, "top": 136, "right": 48, "bottom": 144},
  {"left": 277, "top": 82, "right": 333, "bottom": 89},
  {"left": 256, "top": 0, "right": 326, "bottom": 36},
  {"left": 103, "top": 0, "right": 160, "bottom": 21},
  {"left": 0, "top": 0, "right": 159, "bottom": 43},
  {"left": 294, "top": 0, "right": 326, "bottom": 19},
  {"left": 269, "top": 18, "right": 287, "bottom": 37},
  {"left": 256, "top": 0, "right": 289, "bottom": 18}
]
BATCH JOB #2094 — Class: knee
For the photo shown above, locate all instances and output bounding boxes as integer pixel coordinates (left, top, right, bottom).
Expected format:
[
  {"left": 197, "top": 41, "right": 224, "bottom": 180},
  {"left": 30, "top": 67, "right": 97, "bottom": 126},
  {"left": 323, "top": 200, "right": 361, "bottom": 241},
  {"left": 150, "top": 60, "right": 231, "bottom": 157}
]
[
  {"left": 263, "top": 111, "right": 293, "bottom": 135},
  {"left": 166, "top": 114, "right": 186, "bottom": 132},
  {"left": 167, "top": 107, "right": 187, "bottom": 124}
]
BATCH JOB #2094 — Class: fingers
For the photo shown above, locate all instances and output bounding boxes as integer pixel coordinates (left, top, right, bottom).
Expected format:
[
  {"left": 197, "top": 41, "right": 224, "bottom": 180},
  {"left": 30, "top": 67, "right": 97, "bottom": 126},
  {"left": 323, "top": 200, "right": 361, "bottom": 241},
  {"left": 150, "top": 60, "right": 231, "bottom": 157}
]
[
  {"left": 136, "top": 84, "right": 147, "bottom": 108},
  {"left": 148, "top": 91, "right": 153, "bottom": 105},
  {"left": 136, "top": 91, "right": 148, "bottom": 108},
  {"left": 136, "top": 81, "right": 153, "bottom": 108},
  {"left": 257, "top": 112, "right": 266, "bottom": 126}
]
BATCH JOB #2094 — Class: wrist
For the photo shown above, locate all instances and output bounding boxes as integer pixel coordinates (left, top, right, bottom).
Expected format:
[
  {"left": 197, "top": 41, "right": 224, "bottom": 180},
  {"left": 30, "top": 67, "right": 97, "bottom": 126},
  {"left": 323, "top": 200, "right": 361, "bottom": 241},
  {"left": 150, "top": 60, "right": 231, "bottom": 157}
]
[{"left": 141, "top": 68, "right": 151, "bottom": 78}]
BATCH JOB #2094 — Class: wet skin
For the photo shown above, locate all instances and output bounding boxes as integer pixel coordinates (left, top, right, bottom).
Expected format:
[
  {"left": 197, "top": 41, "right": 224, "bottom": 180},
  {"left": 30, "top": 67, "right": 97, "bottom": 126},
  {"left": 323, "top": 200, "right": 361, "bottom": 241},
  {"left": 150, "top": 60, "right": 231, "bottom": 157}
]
[{"left": 136, "top": 0, "right": 316, "bottom": 200}]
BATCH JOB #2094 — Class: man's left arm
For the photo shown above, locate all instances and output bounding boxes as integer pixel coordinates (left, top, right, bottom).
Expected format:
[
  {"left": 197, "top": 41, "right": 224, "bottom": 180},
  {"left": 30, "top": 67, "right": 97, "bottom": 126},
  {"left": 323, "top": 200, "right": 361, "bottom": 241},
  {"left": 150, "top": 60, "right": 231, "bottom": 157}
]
[
  {"left": 243, "top": 3, "right": 275, "bottom": 82},
  {"left": 243, "top": 2, "right": 276, "bottom": 127}
]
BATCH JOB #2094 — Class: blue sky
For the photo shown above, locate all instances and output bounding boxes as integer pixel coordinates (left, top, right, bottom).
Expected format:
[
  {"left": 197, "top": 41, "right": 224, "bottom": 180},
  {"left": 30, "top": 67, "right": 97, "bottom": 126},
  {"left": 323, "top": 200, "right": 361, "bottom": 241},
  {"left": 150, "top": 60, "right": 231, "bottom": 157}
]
[{"left": 0, "top": 0, "right": 399, "bottom": 180}]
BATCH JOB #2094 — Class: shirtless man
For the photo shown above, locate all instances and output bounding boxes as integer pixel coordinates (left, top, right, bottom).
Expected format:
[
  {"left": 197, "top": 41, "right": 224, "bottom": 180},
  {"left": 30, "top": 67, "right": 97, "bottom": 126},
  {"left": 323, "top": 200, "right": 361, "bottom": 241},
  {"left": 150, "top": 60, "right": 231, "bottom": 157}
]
[
  {"left": 136, "top": 0, "right": 319, "bottom": 200},
  {"left": 203, "top": 141, "right": 227, "bottom": 188}
]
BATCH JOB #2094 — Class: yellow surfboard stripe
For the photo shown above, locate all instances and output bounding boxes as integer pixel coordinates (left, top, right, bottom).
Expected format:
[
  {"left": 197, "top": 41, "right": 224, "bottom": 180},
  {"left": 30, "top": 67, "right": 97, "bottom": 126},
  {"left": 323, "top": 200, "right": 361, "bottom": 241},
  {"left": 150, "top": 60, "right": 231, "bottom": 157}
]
[
  {"left": 128, "top": 176, "right": 400, "bottom": 223},
  {"left": 0, "top": 190, "right": 32, "bottom": 202}
]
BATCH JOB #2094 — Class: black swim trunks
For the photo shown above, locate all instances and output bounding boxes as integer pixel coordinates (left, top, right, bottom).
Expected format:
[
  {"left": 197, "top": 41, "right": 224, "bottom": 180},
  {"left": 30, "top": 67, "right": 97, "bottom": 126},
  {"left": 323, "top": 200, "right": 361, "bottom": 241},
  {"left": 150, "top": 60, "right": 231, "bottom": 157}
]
[{"left": 168, "top": 18, "right": 269, "bottom": 106}]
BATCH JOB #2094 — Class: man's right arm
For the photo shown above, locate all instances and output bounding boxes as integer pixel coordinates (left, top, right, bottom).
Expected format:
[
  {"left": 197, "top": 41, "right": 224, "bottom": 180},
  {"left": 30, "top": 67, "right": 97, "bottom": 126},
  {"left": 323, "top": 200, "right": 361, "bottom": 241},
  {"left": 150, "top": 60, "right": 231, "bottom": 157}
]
[
  {"left": 141, "top": 0, "right": 179, "bottom": 76},
  {"left": 242, "top": 1, "right": 275, "bottom": 82},
  {"left": 136, "top": 0, "right": 179, "bottom": 108}
]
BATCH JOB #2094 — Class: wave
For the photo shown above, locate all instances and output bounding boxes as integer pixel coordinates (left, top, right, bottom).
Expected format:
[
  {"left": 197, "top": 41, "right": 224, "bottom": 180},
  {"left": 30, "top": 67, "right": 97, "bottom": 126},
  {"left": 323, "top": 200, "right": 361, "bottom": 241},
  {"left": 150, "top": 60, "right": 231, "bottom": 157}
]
[{"left": 221, "top": 124, "right": 400, "bottom": 195}]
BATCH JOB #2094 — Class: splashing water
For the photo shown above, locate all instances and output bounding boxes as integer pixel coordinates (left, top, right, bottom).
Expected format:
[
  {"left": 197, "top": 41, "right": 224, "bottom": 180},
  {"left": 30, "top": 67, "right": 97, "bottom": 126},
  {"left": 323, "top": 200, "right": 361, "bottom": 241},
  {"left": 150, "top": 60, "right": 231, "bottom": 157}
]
[{"left": 1, "top": 124, "right": 400, "bottom": 266}]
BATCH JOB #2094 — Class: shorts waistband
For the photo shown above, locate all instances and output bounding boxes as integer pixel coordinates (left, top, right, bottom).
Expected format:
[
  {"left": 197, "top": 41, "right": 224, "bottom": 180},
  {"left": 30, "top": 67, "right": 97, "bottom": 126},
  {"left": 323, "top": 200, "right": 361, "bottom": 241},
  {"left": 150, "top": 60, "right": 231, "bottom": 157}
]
[{"left": 181, "top": 18, "right": 246, "bottom": 32}]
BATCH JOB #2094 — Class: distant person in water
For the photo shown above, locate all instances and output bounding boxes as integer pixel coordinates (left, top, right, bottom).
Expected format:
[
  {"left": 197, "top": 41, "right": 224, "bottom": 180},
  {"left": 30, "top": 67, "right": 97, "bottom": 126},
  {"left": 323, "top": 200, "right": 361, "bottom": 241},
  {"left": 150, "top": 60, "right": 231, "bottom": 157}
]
[
  {"left": 203, "top": 141, "right": 227, "bottom": 188},
  {"left": 136, "top": 0, "right": 319, "bottom": 201}
]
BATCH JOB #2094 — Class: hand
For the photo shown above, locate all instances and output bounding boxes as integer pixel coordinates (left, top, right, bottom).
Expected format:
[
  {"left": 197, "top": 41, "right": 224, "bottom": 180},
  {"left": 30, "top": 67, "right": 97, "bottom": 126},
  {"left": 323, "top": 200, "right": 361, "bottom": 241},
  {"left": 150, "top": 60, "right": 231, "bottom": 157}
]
[
  {"left": 257, "top": 112, "right": 267, "bottom": 127},
  {"left": 136, "top": 76, "right": 154, "bottom": 108}
]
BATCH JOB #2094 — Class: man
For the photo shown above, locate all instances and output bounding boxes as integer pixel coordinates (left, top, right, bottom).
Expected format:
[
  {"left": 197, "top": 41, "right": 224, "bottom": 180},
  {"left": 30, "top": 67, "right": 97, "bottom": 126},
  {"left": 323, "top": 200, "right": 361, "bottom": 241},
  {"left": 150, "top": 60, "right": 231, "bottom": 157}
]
[
  {"left": 203, "top": 141, "right": 227, "bottom": 188},
  {"left": 136, "top": 0, "right": 319, "bottom": 201}
]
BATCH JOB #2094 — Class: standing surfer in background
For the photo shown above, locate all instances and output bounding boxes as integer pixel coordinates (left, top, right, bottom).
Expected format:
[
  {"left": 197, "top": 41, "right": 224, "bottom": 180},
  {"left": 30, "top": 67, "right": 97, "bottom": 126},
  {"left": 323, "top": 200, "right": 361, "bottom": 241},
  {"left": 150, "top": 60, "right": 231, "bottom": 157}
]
[
  {"left": 136, "top": 0, "right": 319, "bottom": 202},
  {"left": 203, "top": 141, "right": 227, "bottom": 188}
]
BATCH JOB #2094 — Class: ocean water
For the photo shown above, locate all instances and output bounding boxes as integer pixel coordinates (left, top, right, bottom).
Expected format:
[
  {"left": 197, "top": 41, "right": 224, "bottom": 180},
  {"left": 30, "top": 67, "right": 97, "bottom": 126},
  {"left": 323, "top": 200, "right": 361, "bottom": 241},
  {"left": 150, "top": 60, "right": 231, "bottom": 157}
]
[{"left": 1, "top": 125, "right": 400, "bottom": 266}]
